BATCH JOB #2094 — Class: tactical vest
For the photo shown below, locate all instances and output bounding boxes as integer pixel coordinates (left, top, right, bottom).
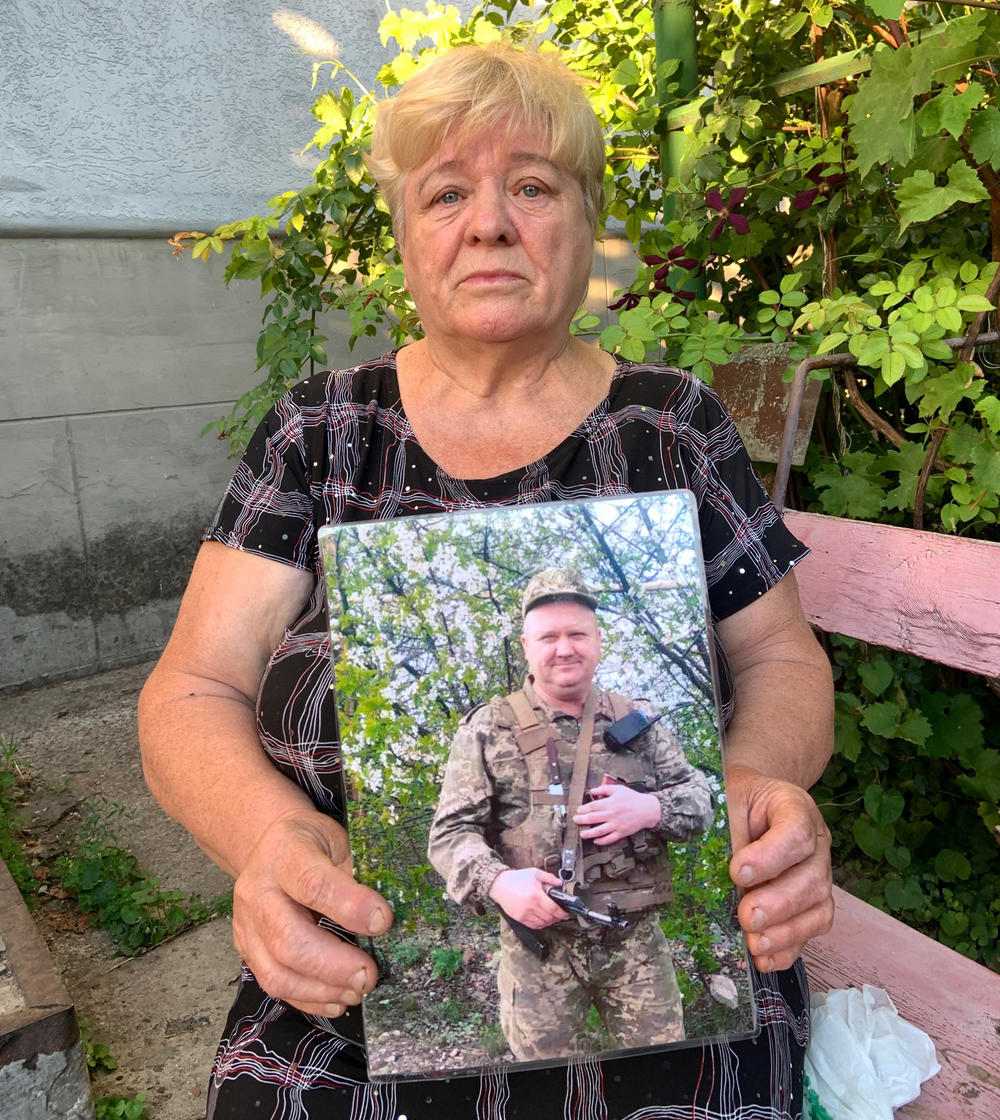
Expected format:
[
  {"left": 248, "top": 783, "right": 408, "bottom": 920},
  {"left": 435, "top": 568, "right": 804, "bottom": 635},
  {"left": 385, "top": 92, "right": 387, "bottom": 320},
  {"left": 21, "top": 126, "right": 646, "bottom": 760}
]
[{"left": 495, "top": 688, "right": 673, "bottom": 914}]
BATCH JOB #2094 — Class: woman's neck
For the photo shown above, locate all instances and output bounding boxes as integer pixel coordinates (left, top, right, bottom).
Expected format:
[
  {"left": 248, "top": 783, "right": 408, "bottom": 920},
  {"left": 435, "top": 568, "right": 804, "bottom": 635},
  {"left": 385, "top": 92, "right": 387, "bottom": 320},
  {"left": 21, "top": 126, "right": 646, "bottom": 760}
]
[{"left": 395, "top": 337, "right": 615, "bottom": 480}]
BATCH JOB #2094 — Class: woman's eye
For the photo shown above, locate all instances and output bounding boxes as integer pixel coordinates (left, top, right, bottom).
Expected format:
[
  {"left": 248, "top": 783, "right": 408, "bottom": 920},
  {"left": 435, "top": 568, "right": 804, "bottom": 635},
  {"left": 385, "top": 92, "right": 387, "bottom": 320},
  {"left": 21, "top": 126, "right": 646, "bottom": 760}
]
[
  {"left": 437, "top": 190, "right": 461, "bottom": 205},
  {"left": 520, "top": 184, "right": 543, "bottom": 198}
]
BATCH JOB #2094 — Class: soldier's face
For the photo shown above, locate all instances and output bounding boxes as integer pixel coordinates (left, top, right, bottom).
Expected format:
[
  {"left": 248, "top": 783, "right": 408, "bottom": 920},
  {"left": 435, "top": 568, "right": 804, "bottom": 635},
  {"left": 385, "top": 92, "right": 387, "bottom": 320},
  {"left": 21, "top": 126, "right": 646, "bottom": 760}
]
[{"left": 520, "top": 601, "right": 601, "bottom": 706}]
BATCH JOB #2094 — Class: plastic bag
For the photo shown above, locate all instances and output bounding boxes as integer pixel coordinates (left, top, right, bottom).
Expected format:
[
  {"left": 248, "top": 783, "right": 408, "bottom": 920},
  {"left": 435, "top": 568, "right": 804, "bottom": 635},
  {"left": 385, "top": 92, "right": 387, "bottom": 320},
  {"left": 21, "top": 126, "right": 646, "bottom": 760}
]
[{"left": 804, "top": 985, "right": 940, "bottom": 1120}]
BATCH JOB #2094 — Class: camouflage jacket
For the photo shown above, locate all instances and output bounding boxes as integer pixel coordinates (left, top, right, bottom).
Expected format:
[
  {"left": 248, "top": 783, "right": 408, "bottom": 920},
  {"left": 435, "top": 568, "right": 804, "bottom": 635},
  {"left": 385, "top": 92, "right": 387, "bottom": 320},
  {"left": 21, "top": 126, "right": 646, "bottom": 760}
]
[{"left": 427, "top": 679, "right": 714, "bottom": 907}]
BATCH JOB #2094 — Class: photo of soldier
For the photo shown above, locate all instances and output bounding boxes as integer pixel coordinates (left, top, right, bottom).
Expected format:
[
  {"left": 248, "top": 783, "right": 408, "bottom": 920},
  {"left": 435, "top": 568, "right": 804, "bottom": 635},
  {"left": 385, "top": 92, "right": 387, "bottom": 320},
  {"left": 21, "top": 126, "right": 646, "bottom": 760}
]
[{"left": 427, "top": 568, "right": 715, "bottom": 1061}]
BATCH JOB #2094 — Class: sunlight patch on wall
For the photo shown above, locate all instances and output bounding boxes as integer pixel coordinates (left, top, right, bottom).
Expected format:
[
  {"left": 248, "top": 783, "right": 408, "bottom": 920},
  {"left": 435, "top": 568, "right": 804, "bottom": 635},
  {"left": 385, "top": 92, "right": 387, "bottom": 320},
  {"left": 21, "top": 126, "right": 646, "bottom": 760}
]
[{"left": 272, "top": 9, "right": 342, "bottom": 57}]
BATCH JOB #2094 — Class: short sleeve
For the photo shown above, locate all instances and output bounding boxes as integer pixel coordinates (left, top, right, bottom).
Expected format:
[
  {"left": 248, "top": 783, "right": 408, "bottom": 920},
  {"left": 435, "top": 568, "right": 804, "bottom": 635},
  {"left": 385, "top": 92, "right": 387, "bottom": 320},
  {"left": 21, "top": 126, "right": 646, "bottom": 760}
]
[
  {"left": 202, "top": 389, "right": 317, "bottom": 571},
  {"left": 679, "top": 380, "right": 808, "bottom": 621}
]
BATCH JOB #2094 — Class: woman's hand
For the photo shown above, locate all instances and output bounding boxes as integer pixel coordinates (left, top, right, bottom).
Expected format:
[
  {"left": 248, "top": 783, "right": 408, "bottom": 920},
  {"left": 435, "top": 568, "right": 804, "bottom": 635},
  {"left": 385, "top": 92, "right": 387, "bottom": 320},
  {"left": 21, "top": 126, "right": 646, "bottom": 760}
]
[
  {"left": 726, "top": 764, "right": 834, "bottom": 973},
  {"left": 232, "top": 808, "right": 394, "bottom": 1018}
]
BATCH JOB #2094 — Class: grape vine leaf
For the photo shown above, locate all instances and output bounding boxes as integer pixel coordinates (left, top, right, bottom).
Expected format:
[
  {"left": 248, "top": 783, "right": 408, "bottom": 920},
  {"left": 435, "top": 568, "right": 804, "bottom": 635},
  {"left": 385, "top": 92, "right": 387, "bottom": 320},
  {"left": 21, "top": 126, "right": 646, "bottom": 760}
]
[
  {"left": 912, "top": 362, "right": 984, "bottom": 420},
  {"left": 915, "top": 82, "right": 984, "bottom": 142},
  {"left": 970, "top": 439, "right": 1000, "bottom": 493},
  {"left": 850, "top": 45, "right": 932, "bottom": 176},
  {"left": 858, "top": 656, "right": 894, "bottom": 697},
  {"left": 896, "top": 163, "right": 990, "bottom": 231},
  {"left": 861, "top": 700, "right": 901, "bottom": 738},
  {"left": 974, "top": 396, "right": 1000, "bottom": 434},
  {"left": 815, "top": 471, "right": 887, "bottom": 519},
  {"left": 969, "top": 106, "right": 1000, "bottom": 172}
]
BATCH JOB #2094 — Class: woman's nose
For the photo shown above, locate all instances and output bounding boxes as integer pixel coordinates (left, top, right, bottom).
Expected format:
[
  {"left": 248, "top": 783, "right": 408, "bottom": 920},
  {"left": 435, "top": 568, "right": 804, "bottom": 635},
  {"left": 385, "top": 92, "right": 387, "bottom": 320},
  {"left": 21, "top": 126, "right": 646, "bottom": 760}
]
[{"left": 465, "top": 185, "right": 516, "bottom": 244}]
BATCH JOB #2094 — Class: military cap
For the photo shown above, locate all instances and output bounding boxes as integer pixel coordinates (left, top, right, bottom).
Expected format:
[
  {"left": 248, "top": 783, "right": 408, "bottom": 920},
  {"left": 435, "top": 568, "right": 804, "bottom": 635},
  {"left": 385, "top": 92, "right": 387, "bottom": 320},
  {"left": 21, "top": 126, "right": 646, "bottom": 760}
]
[{"left": 521, "top": 568, "right": 598, "bottom": 617}]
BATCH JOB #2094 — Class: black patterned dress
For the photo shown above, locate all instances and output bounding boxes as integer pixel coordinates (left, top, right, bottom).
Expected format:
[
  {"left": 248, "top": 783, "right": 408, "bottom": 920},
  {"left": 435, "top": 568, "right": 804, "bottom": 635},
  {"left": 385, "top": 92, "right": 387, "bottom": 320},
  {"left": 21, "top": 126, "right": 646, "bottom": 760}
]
[{"left": 203, "top": 353, "right": 811, "bottom": 1120}]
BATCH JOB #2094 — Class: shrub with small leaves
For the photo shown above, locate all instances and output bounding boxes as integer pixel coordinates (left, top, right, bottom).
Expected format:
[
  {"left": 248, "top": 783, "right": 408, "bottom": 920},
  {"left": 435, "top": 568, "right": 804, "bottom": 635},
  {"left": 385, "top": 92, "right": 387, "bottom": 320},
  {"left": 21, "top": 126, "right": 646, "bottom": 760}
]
[{"left": 429, "top": 945, "right": 464, "bottom": 980}]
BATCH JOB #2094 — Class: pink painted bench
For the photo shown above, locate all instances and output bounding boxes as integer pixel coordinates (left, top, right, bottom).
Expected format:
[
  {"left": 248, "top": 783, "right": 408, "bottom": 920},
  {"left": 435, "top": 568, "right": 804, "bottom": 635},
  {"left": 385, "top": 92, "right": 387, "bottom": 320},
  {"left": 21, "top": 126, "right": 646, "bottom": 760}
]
[{"left": 784, "top": 509, "right": 1000, "bottom": 1119}]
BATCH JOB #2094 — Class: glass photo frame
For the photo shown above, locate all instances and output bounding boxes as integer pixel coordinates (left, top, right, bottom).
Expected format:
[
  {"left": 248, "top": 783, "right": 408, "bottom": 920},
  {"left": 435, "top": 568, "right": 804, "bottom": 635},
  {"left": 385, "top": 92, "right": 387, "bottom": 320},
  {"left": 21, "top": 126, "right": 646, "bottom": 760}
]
[{"left": 318, "top": 490, "right": 757, "bottom": 1081}]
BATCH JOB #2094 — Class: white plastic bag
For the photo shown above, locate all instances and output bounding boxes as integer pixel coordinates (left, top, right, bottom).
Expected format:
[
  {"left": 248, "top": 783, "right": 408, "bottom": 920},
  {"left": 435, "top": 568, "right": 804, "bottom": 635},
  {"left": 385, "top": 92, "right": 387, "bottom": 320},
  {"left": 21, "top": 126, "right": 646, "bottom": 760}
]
[{"left": 804, "top": 985, "right": 940, "bottom": 1120}]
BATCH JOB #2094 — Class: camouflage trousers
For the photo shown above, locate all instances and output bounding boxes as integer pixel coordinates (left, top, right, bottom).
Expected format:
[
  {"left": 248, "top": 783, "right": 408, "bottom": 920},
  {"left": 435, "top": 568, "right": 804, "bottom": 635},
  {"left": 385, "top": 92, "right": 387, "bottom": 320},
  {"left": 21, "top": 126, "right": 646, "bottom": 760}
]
[{"left": 496, "top": 909, "right": 684, "bottom": 1062}]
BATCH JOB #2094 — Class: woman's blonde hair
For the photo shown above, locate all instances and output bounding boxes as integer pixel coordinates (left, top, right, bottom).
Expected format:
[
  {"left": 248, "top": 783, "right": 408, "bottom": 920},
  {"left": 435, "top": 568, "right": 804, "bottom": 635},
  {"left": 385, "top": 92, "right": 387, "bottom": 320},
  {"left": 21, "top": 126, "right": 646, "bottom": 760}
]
[{"left": 367, "top": 40, "right": 606, "bottom": 238}]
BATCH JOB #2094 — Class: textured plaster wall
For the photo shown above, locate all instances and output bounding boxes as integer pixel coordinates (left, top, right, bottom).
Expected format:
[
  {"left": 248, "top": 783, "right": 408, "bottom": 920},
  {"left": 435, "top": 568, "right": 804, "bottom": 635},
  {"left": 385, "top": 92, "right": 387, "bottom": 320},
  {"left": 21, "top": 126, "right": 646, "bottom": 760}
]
[
  {"left": 0, "top": 237, "right": 390, "bottom": 692},
  {"left": 0, "top": 0, "right": 477, "bottom": 233}
]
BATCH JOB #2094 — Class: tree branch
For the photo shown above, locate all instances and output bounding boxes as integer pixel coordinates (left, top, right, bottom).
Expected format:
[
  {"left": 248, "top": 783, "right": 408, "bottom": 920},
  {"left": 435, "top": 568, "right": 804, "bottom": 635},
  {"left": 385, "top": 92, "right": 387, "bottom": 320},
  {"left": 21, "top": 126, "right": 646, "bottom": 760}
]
[
  {"left": 909, "top": 0, "right": 1000, "bottom": 11},
  {"left": 913, "top": 425, "right": 947, "bottom": 531}
]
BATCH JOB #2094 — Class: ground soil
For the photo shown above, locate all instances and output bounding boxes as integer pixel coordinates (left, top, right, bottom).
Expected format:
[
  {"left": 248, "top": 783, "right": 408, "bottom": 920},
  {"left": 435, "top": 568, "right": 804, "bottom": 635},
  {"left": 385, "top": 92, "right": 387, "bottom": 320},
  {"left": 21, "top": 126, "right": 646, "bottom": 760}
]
[{"left": 0, "top": 662, "right": 240, "bottom": 1120}]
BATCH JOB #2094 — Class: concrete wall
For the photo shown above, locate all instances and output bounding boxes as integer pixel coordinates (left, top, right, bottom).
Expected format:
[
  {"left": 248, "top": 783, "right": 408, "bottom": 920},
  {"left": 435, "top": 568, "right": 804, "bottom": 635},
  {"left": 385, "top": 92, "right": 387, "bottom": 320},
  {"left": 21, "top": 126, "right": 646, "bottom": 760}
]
[
  {"left": 1, "top": 1, "right": 484, "bottom": 692},
  {"left": 0, "top": 237, "right": 393, "bottom": 692},
  {"left": 0, "top": 0, "right": 429, "bottom": 233}
]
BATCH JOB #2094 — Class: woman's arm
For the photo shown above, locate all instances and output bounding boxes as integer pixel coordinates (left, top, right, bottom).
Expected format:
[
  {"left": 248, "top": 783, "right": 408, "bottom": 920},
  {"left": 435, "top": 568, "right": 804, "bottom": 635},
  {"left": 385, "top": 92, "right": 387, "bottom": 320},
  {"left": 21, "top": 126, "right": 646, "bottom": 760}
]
[
  {"left": 138, "top": 541, "right": 392, "bottom": 1016},
  {"left": 715, "top": 570, "right": 836, "bottom": 973}
]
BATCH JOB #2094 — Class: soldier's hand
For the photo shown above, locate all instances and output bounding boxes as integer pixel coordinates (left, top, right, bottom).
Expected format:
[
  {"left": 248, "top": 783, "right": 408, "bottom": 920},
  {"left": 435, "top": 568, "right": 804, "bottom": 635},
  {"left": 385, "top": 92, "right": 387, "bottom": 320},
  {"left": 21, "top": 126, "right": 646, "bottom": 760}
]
[
  {"left": 232, "top": 807, "right": 393, "bottom": 1018},
  {"left": 488, "top": 867, "right": 567, "bottom": 929},
  {"left": 573, "top": 781, "right": 661, "bottom": 844},
  {"left": 726, "top": 765, "right": 833, "bottom": 974}
]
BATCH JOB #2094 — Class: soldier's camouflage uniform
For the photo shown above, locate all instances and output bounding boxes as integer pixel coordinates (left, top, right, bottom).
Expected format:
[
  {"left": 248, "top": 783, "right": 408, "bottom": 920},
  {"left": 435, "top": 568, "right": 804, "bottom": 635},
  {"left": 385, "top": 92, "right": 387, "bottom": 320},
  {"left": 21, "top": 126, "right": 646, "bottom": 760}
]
[{"left": 428, "top": 678, "right": 715, "bottom": 1061}]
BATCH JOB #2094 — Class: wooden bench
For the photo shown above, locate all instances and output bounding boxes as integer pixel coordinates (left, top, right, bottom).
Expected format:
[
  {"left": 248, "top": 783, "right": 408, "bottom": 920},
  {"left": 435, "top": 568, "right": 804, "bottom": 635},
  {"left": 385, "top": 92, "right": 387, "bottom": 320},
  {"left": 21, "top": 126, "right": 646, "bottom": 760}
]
[{"left": 784, "top": 509, "right": 1000, "bottom": 1119}]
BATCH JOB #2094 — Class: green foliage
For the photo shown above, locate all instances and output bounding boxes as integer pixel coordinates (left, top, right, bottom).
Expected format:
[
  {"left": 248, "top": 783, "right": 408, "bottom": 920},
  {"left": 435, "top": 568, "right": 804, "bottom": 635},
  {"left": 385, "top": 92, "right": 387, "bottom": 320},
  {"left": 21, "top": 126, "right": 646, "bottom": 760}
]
[
  {"left": 389, "top": 939, "right": 425, "bottom": 969},
  {"left": 0, "top": 735, "right": 36, "bottom": 903},
  {"left": 477, "top": 1019, "right": 509, "bottom": 1059},
  {"left": 94, "top": 1093, "right": 149, "bottom": 1120},
  {"left": 55, "top": 799, "right": 232, "bottom": 955},
  {"left": 429, "top": 945, "right": 464, "bottom": 979},
  {"left": 178, "top": 0, "right": 1000, "bottom": 539},
  {"left": 660, "top": 827, "right": 736, "bottom": 974},
  {"left": 79, "top": 1025, "right": 149, "bottom": 1120},
  {"left": 812, "top": 638, "right": 1000, "bottom": 970},
  {"left": 79, "top": 1022, "right": 118, "bottom": 1075}
]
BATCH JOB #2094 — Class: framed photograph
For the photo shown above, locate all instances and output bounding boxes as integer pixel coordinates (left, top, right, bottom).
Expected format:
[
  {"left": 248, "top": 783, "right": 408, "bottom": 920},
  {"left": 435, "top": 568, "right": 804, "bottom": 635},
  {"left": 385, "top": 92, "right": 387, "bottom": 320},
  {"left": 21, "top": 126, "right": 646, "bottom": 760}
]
[{"left": 318, "top": 490, "right": 756, "bottom": 1081}]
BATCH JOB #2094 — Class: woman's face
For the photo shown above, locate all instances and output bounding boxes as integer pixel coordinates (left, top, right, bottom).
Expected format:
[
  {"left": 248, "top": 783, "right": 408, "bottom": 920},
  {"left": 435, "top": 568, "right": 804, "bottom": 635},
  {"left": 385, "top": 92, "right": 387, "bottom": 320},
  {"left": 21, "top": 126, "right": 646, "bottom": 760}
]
[{"left": 399, "top": 127, "right": 594, "bottom": 351}]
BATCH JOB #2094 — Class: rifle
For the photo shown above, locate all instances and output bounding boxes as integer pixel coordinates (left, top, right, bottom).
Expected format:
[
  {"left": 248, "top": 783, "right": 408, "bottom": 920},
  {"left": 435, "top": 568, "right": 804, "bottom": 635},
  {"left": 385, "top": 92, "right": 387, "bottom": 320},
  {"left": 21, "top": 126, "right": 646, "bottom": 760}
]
[{"left": 547, "top": 887, "right": 630, "bottom": 931}]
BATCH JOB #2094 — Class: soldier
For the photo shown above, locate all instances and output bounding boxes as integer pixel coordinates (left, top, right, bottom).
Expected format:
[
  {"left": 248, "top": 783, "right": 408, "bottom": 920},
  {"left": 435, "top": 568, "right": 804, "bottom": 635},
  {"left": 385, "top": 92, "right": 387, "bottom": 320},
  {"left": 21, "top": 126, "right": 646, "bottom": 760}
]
[{"left": 427, "top": 568, "right": 715, "bottom": 1061}]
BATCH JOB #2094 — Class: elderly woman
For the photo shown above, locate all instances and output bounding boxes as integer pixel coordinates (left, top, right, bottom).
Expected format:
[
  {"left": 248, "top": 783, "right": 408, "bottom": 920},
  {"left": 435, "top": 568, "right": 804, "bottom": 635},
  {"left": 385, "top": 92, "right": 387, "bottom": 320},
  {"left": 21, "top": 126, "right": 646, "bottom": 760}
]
[{"left": 139, "top": 40, "right": 834, "bottom": 1120}]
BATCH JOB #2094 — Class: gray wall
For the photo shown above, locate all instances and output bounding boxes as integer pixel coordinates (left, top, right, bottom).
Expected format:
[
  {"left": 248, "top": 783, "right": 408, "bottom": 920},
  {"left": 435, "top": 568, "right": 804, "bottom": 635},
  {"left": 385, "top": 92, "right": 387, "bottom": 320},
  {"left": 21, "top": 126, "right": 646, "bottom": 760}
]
[
  {"left": 0, "top": 237, "right": 390, "bottom": 692},
  {"left": 0, "top": 0, "right": 421, "bottom": 233},
  {"left": 1, "top": 1, "right": 478, "bottom": 692}
]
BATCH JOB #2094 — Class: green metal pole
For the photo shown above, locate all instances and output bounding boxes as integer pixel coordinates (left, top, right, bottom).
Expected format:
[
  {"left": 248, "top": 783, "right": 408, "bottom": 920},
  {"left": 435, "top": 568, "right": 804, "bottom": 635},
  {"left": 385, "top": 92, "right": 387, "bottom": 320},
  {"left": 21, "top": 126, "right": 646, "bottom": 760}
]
[
  {"left": 654, "top": 0, "right": 698, "bottom": 227},
  {"left": 654, "top": 0, "right": 702, "bottom": 295}
]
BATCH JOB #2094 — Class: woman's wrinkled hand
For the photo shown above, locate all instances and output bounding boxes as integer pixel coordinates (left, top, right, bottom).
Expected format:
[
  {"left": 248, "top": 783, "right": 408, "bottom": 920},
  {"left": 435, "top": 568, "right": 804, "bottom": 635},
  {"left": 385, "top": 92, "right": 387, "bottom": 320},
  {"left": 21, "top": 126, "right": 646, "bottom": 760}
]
[
  {"left": 231, "top": 808, "right": 393, "bottom": 1018},
  {"left": 726, "top": 765, "right": 834, "bottom": 973}
]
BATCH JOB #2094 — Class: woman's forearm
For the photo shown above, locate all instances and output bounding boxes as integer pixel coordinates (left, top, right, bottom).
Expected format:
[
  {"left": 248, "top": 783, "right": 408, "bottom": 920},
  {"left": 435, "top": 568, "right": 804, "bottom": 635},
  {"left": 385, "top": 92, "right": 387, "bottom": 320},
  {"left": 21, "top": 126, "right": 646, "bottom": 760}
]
[
  {"left": 137, "top": 542, "right": 319, "bottom": 877},
  {"left": 716, "top": 572, "right": 834, "bottom": 790},
  {"left": 139, "top": 667, "right": 316, "bottom": 877}
]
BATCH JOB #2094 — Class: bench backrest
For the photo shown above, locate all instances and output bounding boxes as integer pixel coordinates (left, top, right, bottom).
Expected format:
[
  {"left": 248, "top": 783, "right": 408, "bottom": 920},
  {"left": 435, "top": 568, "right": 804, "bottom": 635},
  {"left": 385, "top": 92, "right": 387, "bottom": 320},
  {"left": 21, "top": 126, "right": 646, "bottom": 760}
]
[
  {"left": 783, "top": 509, "right": 1000, "bottom": 678},
  {"left": 785, "top": 508, "right": 1000, "bottom": 1119}
]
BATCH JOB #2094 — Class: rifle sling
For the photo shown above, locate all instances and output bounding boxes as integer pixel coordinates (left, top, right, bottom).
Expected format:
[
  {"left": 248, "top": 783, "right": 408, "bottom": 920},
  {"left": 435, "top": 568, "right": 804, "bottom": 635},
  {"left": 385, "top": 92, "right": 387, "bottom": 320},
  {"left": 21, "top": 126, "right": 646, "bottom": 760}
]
[{"left": 560, "top": 689, "right": 598, "bottom": 895}]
